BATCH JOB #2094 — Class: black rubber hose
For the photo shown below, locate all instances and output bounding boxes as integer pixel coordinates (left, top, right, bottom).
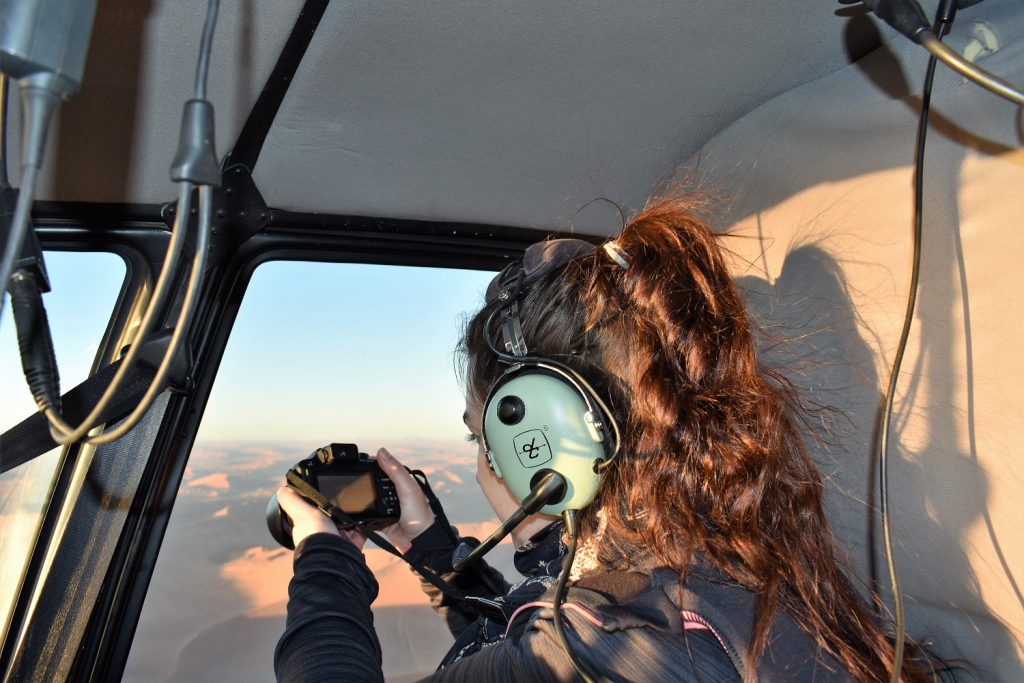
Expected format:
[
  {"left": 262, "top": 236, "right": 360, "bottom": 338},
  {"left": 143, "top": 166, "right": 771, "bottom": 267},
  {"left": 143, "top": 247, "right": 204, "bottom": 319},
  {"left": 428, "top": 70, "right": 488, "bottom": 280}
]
[{"left": 9, "top": 271, "right": 60, "bottom": 413}]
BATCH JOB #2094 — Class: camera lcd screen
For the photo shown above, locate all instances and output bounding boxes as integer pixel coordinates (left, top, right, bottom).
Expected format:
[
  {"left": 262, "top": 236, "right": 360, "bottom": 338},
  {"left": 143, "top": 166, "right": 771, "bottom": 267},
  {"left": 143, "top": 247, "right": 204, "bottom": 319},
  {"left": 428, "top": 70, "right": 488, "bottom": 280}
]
[{"left": 318, "top": 472, "right": 376, "bottom": 514}]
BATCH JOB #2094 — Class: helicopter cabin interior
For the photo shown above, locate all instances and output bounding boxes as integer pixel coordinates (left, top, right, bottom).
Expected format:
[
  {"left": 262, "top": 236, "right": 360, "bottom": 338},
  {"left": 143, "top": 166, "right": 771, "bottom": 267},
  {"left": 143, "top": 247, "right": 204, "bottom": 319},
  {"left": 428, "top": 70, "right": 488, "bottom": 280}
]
[{"left": 0, "top": 0, "right": 1022, "bottom": 681}]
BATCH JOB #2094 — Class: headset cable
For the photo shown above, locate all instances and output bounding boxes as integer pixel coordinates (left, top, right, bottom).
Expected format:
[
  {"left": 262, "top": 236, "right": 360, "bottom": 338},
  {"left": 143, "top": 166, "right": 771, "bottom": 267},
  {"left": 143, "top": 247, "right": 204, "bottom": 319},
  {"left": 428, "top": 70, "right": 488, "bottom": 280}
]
[
  {"left": 553, "top": 510, "right": 598, "bottom": 683},
  {"left": 875, "top": 1, "right": 957, "bottom": 680}
]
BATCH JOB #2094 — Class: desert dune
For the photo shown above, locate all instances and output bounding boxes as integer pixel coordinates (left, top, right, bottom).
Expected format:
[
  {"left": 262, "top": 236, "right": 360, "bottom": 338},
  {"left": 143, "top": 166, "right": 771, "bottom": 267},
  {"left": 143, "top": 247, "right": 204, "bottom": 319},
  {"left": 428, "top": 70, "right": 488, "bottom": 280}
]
[{"left": 123, "top": 441, "right": 520, "bottom": 682}]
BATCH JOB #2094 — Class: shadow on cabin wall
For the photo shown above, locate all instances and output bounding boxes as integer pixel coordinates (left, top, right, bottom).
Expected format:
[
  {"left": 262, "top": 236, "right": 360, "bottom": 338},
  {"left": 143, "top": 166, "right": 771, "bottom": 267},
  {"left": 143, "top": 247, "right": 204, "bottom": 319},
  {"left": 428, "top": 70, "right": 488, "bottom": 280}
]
[
  {"left": 43, "top": 0, "right": 262, "bottom": 204},
  {"left": 677, "top": 3, "right": 1024, "bottom": 678},
  {"left": 52, "top": 1, "right": 153, "bottom": 203},
  {"left": 738, "top": 242, "right": 1017, "bottom": 681}
]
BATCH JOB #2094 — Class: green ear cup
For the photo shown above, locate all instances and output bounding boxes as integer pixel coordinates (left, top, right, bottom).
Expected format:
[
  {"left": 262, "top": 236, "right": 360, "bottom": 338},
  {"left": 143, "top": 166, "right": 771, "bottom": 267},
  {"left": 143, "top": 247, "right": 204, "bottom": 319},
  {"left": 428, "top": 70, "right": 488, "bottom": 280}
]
[{"left": 483, "top": 369, "right": 606, "bottom": 514}]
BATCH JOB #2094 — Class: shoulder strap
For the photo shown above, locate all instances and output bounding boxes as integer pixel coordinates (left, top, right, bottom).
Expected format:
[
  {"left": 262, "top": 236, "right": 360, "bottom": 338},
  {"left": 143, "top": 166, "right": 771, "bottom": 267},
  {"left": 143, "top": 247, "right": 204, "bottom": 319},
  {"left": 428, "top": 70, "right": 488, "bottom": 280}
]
[
  {"left": 0, "top": 328, "right": 189, "bottom": 474},
  {"left": 0, "top": 360, "right": 155, "bottom": 473}
]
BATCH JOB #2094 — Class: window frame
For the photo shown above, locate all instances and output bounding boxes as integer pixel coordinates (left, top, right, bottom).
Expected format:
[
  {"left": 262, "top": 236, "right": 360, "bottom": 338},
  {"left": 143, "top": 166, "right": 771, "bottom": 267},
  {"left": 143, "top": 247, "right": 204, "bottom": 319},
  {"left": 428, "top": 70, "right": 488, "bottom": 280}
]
[
  {"left": 20, "top": 203, "right": 565, "bottom": 683},
  {"left": 0, "top": 205, "right": 161, "bottom": 679},
  {"left": 0, "top": 240, "right": 139, "bottom": 648},
  {"left": 122, "top": 255, "right": 506, "bottom": 682}
]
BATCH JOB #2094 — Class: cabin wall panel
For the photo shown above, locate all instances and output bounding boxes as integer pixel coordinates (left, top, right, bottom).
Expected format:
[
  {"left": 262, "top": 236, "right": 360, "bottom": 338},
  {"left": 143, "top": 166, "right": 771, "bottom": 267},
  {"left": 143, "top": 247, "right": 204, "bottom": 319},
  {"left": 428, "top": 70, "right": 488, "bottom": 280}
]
[{"left": 689, "top": 2, "right": 1024, "bottom": 679}]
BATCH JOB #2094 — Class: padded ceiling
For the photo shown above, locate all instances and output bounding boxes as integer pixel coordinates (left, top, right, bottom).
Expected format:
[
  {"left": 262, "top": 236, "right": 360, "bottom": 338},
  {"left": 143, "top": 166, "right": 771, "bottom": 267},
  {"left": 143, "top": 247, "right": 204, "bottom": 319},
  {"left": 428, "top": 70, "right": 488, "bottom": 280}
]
[{"left": 19, "top": 0, "right": 887, "bottom": 234}]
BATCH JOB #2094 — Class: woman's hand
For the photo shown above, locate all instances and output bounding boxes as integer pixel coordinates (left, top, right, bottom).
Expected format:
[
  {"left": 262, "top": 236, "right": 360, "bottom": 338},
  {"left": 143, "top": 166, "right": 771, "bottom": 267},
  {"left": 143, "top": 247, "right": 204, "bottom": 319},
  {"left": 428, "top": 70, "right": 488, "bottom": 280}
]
[
  {"left": 275, "top": 486, "right": 367, "bottom": 550},
  {"left": 376, "top": 448, "right": 436, "bottom": 553}
]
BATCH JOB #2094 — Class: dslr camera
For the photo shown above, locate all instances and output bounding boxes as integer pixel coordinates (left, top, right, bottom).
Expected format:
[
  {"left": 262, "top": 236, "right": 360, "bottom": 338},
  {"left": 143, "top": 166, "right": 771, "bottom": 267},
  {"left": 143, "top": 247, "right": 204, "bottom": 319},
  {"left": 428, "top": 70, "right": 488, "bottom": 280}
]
[{"left": 266, "top": 443, "right": 401, "bottom": 549}]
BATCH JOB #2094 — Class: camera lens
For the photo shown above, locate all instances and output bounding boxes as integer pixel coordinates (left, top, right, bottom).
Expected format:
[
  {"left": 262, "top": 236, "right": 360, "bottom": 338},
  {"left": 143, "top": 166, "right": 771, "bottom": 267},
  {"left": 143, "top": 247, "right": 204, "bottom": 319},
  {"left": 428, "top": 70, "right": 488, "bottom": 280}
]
[{"left": 266, "top": 493, "right": 296, "bottom": 550}]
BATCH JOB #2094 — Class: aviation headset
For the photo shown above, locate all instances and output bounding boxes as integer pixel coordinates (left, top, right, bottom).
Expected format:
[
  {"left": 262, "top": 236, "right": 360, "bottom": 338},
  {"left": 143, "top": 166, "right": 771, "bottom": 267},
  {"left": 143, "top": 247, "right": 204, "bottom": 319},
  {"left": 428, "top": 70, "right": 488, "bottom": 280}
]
[{"left": 479, "top": 239, "right": 624, "bottom": 515}]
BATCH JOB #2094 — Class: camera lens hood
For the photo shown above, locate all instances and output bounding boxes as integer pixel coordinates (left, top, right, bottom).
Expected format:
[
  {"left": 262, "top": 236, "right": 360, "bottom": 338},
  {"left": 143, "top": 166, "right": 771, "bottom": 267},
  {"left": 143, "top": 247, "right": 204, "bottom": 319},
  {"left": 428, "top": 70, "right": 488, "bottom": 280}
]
[{"left": 266, "top": 492, "right": 296, "bottom": 550}]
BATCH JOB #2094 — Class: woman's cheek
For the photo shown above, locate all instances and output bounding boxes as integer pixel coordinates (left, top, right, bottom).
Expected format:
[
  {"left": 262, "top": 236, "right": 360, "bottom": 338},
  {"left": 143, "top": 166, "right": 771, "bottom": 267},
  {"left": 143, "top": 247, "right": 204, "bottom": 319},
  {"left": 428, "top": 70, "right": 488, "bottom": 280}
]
[{"left": 475, "top": 447, "right": 488, "bottom": 486}]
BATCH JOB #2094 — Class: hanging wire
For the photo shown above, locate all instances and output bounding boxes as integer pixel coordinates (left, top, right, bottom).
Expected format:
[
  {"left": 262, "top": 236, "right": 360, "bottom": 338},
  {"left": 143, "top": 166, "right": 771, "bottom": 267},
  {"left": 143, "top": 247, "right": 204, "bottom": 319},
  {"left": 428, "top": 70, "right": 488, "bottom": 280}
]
[
  {"left": 553, "top": 510, "right": 597, "bottom": 683},
  {"left": 0, "top": 74, "right": 9, "bottom": 187},
  {"left": 194, "top": 0, "right": 220, "bottom": 100},
  {"left": 879, "top": 2, "right": 956, "bottom": 680},
  {"left": 45, "top": 0, "right": 221, "bottom": 444},
  {"left": 85, "top": 184, "right": 212, "bottom": 444},
  {"left": 45, "top": 183, "right": 193, "bottom": 443},
  {"left": 0, "top": 79, "right": 59, "bottom": 328}
]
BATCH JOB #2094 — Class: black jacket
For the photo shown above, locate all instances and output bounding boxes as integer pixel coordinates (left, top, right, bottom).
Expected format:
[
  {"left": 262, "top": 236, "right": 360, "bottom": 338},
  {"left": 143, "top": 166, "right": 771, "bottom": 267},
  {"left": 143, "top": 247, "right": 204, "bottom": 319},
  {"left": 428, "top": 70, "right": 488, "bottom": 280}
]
[{"left": 274, "top": 523, "right": 852, "bottom": 682}]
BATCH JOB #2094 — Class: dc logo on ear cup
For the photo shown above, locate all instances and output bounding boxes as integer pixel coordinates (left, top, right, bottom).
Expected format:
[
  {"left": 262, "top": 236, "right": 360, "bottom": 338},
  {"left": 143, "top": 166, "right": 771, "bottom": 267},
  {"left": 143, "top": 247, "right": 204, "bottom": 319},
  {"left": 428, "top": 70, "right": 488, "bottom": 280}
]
[{"left": 513, "top": 430, "right": 552, "bottom": 468}]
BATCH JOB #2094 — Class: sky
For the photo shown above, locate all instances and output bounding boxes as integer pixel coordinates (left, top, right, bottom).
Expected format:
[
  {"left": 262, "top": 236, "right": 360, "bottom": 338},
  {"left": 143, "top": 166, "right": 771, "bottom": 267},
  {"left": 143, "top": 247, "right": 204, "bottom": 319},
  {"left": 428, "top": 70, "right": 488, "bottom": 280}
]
[
  {"left": 2, "top": 254, "right": 502, "bottom": 680},
  {"left": 0, "top": 252, "right": 496, "bottom": 445},
  {"left": 198, "top": 260, "right": 495, "bottom": 444}
]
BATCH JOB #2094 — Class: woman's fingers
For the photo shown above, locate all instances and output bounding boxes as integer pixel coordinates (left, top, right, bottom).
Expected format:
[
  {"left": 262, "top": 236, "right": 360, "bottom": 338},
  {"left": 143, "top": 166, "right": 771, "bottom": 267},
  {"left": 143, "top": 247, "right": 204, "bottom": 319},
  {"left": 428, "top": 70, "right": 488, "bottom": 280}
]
[
  {"left": 376, "top": 448, "right": 435, "bottom": 549},
  {"left": 377, "top": 448, "right": 426, "bottom": 503},
  {"left": 277, "top": 486, "right": 322, "bottom": 524},
  {"left": 339, "top": 525, "right": 368, "bottom": 550},
  {"left": 276, "top": 486, "right": 339, "bottom": 546}
]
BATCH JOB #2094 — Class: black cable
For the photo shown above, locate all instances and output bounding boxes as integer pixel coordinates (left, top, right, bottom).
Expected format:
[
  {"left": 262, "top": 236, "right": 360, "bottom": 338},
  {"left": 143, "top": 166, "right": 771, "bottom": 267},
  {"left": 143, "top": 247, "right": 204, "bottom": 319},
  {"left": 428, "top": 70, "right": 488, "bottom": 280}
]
[
  {"left": 553, "top": 510, "right": 596, "bottom": 683},
  {"left": 0, "top": 74, "right": 8, "bottom": 187},
  {"left": 193, "top": 0, "right": 220, "bottom": 100},
  {"left": 878, "top": 2, "right": 955, "bottom": 681},
  {"left": 9, "top": 270, "right": 60, "bottom": 412},
  {"left": 848, "top": 1, "right": 1024, "bottom": 106}
]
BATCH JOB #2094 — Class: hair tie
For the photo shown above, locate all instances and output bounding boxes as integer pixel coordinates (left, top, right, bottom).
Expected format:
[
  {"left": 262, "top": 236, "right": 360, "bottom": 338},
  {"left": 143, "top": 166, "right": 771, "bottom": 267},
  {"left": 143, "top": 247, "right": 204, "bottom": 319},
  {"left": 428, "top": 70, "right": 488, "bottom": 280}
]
[{"left": 602, "top": 240, "right": 630, "bottom": 269}]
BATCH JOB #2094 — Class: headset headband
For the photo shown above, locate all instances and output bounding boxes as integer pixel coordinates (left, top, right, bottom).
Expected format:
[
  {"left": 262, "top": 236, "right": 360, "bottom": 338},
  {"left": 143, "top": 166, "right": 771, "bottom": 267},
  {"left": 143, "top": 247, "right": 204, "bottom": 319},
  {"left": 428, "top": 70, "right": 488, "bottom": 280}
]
[
  {"left": 484, "top": 239, "right": 597, "bottom": 360},
  {"left": 485, "top": 239, "right": 597, "bottom": 306}
]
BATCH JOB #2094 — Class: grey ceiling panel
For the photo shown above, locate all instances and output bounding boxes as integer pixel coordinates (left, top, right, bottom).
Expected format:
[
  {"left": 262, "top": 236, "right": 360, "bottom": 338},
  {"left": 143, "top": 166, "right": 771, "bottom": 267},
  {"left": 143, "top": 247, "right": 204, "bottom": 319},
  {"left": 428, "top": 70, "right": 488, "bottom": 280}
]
[
  {"left": 16, "top": 0, "right": 887, "bottom": 232},
  {"left": 253, "top": 1, "right": 880, "bottom": 233}
]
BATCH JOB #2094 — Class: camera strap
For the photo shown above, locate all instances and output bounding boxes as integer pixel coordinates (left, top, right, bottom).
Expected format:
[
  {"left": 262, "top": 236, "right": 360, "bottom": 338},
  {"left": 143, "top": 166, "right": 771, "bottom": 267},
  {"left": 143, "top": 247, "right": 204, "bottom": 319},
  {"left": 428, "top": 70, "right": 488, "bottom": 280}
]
[{"left": 285, "top": 469, "right": 510, "bottom": 623}]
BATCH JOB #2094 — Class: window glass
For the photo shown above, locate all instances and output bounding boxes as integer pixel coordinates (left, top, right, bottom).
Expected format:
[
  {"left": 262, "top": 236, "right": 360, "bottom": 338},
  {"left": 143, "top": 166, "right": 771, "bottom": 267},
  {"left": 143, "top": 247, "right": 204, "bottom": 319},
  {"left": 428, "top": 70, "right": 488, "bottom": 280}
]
[
  {"left": 125, "top": 261, "right": 516, "bottom": 683},
  {"left": 0, "top": 251, "right": 127, "bottom": 636}
]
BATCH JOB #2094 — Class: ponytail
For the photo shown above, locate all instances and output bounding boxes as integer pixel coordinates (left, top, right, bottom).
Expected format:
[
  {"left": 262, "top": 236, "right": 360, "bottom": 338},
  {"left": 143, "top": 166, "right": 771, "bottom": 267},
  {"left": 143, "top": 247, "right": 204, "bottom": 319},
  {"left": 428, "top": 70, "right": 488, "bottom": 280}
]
[{"left": 460, "top": 195, "right": 932, "bottom": 683}]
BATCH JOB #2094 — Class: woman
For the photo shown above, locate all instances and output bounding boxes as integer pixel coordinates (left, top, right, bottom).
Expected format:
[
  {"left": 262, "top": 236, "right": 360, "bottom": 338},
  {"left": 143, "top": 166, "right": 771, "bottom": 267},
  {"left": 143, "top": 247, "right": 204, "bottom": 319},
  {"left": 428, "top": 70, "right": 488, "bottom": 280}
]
[{"left": 273, "top": 196, "right": 934, "bottom": 682}]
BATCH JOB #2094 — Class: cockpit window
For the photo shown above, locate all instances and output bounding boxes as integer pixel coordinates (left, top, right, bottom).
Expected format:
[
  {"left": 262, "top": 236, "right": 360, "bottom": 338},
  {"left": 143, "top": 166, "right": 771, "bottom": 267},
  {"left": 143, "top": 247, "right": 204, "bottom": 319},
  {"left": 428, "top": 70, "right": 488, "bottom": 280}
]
[
  {"left": 124, "top": 260, "right": 517, "bottom": 682},
  {"left": 0, "top": 251, "right": 127, "bottom": 638}
]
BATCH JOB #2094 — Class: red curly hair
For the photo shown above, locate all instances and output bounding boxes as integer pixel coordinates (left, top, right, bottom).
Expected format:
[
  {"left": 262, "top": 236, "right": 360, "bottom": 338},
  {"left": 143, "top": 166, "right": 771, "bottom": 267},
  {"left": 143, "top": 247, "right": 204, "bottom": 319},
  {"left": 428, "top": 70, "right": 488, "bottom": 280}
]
[{"left": 461, "top": 196, "right": 933, "bottom": 682}]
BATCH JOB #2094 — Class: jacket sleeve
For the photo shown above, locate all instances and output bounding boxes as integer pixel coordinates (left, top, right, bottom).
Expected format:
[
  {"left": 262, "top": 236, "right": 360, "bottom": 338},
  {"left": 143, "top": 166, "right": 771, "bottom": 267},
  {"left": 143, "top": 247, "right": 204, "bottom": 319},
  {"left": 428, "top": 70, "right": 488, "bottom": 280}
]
[
  {"left": 274, "top": 533, "right": 384, "bottom": 683},
  {"left": 405, "top": 522, "right": 510, "bottom": 637},
  {"left": 274, "top": 533, "right": 738, "bottom": 683}
]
